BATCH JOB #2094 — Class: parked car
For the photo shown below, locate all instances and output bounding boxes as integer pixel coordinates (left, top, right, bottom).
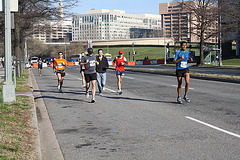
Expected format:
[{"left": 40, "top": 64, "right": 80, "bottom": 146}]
[{"left": 30, "top": 57, "right": 38, "bottom": 65}]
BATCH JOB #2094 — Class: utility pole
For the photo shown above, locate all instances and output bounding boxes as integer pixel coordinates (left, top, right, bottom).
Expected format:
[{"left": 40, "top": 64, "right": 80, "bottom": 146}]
[
  {"left": 218, "top": 0, "right": 222, "bottom": 66},
  {"left": 2, "top": 0, "right": 16, "bottom": 102}
]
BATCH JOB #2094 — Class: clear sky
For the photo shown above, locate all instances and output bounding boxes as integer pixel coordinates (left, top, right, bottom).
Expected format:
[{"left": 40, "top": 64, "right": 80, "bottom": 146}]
[{"left": 69, "top": 0, "right": 173, "bottom": 15}]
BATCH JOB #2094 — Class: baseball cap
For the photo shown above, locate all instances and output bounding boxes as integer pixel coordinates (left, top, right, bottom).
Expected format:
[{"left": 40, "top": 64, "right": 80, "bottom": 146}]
[
  {"left": 88, "top": 48, "right": 93, "bottom": 54},
  {"left": 119, "top": 50, "right": 124, "bottom": 54}
]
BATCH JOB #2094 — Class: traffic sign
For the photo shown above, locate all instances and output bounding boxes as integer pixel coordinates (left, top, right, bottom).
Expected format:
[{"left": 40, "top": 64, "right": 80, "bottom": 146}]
[{"left": 0, "top": 0, "right": 18, "bottom": 12}]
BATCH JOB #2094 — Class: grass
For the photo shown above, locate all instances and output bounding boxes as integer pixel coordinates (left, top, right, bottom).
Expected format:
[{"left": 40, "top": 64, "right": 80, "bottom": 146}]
[
  {"left": 93, "top": 46, "right": 200, "bottom": 61},
  {"left": 0, "top": 69, "right": 37, "bottom": 160},
  {"left": 222, "top": 58, "right": 240, "bottom": 65}
]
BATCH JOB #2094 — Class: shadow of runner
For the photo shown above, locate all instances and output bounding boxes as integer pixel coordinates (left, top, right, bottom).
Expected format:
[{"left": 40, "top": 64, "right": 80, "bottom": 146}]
[
  {"left": 104, "top": 96, "right": 177, "bottom": 104},
  {"left": 34, "top": 95, "right": 88, "bottom": 102}
]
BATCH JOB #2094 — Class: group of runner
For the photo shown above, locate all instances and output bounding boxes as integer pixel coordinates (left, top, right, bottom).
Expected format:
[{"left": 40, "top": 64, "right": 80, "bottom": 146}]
[{"left": 51, "top": 41, "right": 192, "bottom": 104}]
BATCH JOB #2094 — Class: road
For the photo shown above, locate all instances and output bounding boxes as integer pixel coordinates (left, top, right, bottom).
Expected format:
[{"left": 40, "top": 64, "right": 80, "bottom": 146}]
[{"left": 33, "top": 66, "right": 240, "bottom": 160}]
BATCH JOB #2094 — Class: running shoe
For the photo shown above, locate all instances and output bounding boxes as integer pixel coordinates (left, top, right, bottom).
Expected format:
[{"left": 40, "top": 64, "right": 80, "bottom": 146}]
[
  {"left": 99, "top": 93, "right": 103, "bottom": 96},
  {"left": 59, "top": 89, "right": 62, "bottom": 93},
  {"left": 57, "top": 85, "right": 60, "bottom": 90},
  {"left": 85, "top": 92, "right": 89, "bottom": 98},
  {"left": 183, "top": 95, "right": 190, "bottom": 103},
  {"left": 177, "top": 97, "right": 182, "bottom": 104},
  {"left": 82, "top": 85, "right": 86, "bottom": 88},
  {"left": 118, "top": 89, "right": 122, "bottom": 95},
  {"left": 102, "top": 87, "right": 105, "bottom": 91},
  {"left": 91, "top": 97, "right": 96, "bottom": 103}
]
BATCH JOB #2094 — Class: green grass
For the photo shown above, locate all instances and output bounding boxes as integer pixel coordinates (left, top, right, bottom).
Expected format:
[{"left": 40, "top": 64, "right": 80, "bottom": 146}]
[
  {"left": 93, "top": 46, "right": 200, "bottom": 61},
  {"left": 222, "top": 58, "right": 240, "bottom": 65}
]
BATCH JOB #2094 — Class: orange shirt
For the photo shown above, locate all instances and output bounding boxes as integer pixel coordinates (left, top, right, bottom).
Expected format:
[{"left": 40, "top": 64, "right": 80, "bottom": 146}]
[{"left": 54, "top": 58, "right": 67, "bottom": 73}]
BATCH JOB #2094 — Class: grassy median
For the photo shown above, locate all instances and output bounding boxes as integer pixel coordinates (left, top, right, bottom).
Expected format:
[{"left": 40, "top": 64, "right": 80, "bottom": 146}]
[{"left": 0, "top": 69, "right": 37, "bottom": 160}]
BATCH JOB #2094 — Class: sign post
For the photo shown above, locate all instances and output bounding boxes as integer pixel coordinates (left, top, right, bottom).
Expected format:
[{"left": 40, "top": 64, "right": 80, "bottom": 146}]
[{"left": 1, "top": 0, "right": 18, "bottom": 102}]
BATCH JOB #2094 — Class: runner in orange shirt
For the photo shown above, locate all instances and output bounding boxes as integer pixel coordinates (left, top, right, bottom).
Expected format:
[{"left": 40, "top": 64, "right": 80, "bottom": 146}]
[{"left": 54, "top": 52, "right": 67, "bottom": 92}]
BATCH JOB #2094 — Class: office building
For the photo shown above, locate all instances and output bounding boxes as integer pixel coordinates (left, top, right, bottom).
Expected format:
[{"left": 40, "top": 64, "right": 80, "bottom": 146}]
[{"left": 72, "top": 9, "right": 162, "bottom": 41}]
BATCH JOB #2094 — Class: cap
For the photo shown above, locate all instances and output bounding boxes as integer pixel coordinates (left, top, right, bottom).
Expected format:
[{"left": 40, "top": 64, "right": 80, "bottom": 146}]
[
  {"left": 119, "top": 50, "right": 124, "bottom": 54},
  {"left": 88, "top": 48, "right": 93, "bottom": 54}
]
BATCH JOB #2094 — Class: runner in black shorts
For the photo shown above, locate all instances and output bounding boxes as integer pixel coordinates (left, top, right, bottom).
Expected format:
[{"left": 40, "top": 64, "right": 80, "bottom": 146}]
[
  {"left": 80, "top": 48, "right": 97, "bottom": 103},
  {"left": 173, "top": 41, "right": 193, "bottom": 104}
]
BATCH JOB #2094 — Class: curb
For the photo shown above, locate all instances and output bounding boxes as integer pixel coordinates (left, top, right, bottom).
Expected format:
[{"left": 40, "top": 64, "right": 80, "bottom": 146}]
[{"left": 30, "top": 69, "right": 64, "bottom": 160}]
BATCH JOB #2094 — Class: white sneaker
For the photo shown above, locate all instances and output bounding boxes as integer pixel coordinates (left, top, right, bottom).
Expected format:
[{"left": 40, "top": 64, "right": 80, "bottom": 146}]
[
  {"left": 99, "top": 93, "right": 103, "bottom": 96},
  {"left": 82, "top": 85, "right": 86, "bottom": 88},
  {"left": 57, "top": 85, "right": 60, "bottom": 90},
  {"left": 177, "top": 97, "right": 182, "bottom": 104},
  {"left": 183, "top": 95, "right": 190, "bottom": 103},
  {"left": 91, "top": 97, "right": 96, "bottom": 103},
  {"left": 118, "top": 89, "right": 122, "bottom": 95},
  {"left": 102, "top": 87, "right": 105, "bottom": 91}
]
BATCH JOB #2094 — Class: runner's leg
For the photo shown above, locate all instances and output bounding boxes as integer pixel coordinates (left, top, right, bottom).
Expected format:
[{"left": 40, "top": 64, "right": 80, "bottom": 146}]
[
  {"left": 81, "top": 71, "right": 85, "bottom": 86},
  {"left": 117, "top": 75, "right": 121, "bottom": 90},
  {"left": 92, "top": 80, "right": 96, "bottom": 99},
  {"left": 96, "top": 72, "right": 102, "bottom": 93},
  {"left": 184, "top": 73, "right": 190, "bottom": 95},
  {"left": 60, "top": 76, "right": 64, "bottom": 89},
  {"left": 177, "top": 77, "right": 182, "bottom": 97},
  {"left": 102, "top": 73, "right": 106, "bottom": 89}
]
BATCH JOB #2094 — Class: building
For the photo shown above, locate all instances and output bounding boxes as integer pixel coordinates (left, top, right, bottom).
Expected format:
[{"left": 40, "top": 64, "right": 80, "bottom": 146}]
[
  {"left": 32, "top": 0, "right": 72, "bottom": 43},
  {"left": 72, "top": 9, "right": 162, "bottom": 41},
  {"left": 159, "top": 2, "right": 218, "bottom": 43}
]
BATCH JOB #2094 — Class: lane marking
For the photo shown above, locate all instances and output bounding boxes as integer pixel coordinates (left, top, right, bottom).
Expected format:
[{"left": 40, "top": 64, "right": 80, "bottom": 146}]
[
  {"left": 77, "top": 78, "right": 82, "bottom": 80},
  {"left": 105, "top": 88, "right": 117, "bottom": 93},
  {"left": 172, "top": 85, "right": 194, "bottom": 90},
  {"left": 124, "top": 76, "right": 135, "bottom": 80},
  {"left": 185, "top": 116, "right": 240, "bottom": 139}
]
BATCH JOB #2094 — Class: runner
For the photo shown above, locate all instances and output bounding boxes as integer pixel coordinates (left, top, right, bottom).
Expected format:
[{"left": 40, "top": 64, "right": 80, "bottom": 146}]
[
  {"left": 113, "top": 50, "right": 127, "bottom": 95},
  {"left": 54, "top": 52, "right": 67, "bottom": 93},
  {"left": 173, "top": 41, "right": 193, "bottom": 104},
  {"left": 38, "top": 58, "right": 43, "bottom": 76},
  {"left": 96, "top": 49, "right": 109, "bottom": 96},
  {"left": 79, "top": 52, "right": 86, "bottom": 88},
  {"left": 80, "top": 48, "right": 97, "bottom": 103}
]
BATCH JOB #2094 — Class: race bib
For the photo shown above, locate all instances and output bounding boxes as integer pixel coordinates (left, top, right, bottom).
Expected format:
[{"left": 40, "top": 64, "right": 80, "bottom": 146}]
[
  {"left": 90, "top": 60, "right": 95, "bottom": 67},
  {"left": 180, "top": 61, "right": 187, "bottom": 68},
  {"left": 58, "top": 63, "right": 63, "bottom": 69},
  {"left": 82, "top": 65, "right": 85, "bottom": 69}
]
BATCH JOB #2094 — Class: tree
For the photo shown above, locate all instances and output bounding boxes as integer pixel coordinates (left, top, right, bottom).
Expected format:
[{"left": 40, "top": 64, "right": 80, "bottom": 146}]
[
  {"left": 174, "top": 0, "right": 219, "bottom": 66},
  {"left": 0, "top": 0, "right": 79, "bottom": 76}
]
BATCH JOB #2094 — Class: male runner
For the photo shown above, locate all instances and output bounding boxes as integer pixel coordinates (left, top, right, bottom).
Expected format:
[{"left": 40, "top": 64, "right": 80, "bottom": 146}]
[
  {"left": 38, "top": 58, "right": 43, "bottom": 76},
  {"left": 54, "top": 52, "right": 67, "bottom": 93},
  {"left": 96, "top": 49, "right": 109, "bottom": 96},
  {"left": 113, "top": 50, "right": 127, "bottom": 95},
  {"left": 80, "top": 48, "right": 97, "bottom": 103},
  {"left": 173, "top": 41, "right": 193, "bottom": 104}
]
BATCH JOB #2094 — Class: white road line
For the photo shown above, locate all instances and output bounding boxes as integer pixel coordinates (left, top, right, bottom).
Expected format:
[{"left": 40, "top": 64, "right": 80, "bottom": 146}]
[
  {"left": 172, "top": 85, "right": 194, "bottom": 90},
  {"left": 186, "top": 116, "right": 240, "bottom": 139},
  {"left": 124, "top": 76, "right": 135, "bottom": 80},
  {"left": 77, "top": 78, "right": 82, "bottom": 80},
  {"left": 105, "top": 88, "right": 117, "bottom": 93}
]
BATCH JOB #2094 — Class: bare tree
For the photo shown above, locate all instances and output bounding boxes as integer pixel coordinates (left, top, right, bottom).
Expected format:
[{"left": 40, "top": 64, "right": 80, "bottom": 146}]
[
  {"left": 0, "top": 0, "right": 79, "bottom": 76},
  {"left": 174, "top": 0, "right": 219, "bottom": 66}
]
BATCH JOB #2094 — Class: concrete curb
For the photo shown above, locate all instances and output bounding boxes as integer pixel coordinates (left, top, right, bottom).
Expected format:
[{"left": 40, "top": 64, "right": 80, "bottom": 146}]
[
  {"left": 109, "top": 67, "right": 240, "bottom": 84},
  {"left": 30, "top": 69, "right": 64, "bottom": 160}
]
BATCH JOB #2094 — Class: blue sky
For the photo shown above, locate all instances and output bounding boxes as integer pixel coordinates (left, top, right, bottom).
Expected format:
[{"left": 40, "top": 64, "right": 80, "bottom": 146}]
[{"left": 69, "top": 0, "right": 173, "bottom": 15}]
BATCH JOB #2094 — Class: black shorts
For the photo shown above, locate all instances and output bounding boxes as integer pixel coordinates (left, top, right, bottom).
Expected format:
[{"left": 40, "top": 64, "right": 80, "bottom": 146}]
[
  {"left": 85, "top": 73, "right": 97, "bottom": 83},
  {"left": 38, "top": 67, "right": 42, "bottom": 69},
  {"left": 57, "top": 72, "right": 65, "bottom": 77},
  {"left": 176, "top": 68, "right": 189, "bottom": 77}
]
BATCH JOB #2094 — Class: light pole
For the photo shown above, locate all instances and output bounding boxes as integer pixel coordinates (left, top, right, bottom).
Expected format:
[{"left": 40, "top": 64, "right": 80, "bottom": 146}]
[
  {"left": 164, "top": 28, "right": 167, "bottom": 64},
  {"left": 2, "top": 0, "right": 16, "bottom": 102},
  {"left": 218, "top": 0, "right": 222, "bottom": 66}
]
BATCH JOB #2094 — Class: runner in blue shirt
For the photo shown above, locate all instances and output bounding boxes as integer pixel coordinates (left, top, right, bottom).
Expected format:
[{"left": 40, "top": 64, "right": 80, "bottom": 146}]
[{"left": 173, "top": 41, "right": 193, "bottom": 104}]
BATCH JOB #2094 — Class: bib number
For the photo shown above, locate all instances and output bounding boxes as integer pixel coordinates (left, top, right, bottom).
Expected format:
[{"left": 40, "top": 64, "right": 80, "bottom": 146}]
[
  {"left": 180, "top": 61, "right": 187, "bottom": 68},
  {"left": 58, "top": 64, "right": 63, "bottom": 68},
  {"left": 90, "top": 60, "right": 95, "bottom": 67}
]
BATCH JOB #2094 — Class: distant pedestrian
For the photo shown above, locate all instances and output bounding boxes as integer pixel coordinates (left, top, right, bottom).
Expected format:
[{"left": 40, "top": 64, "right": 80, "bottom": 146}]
[
  {"left": 113, "top": 50, "right": 127, "bottom": 95},
  {"left": 54, "top": 52, "right": 67, "bottom": 93},
  {"left": 80, "top": 48, "right": 97, "bottom": 103},
  {"left": 96, "top": 49, "right": 109, "bottom": 96},
  {"left": 79, "top": 52, "right": 86, "bottom": 88},
  {"left": 173, "top": 41, "right": 193, "bottom": 104},
  {"left": 38, "top": 58, "right": 43, "bottom": 76}
]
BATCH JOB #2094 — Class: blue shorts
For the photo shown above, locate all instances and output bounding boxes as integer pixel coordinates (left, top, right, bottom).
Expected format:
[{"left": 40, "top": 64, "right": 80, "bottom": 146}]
[{"left": 116, "top": 70, "right": 125, "bottom": 78}]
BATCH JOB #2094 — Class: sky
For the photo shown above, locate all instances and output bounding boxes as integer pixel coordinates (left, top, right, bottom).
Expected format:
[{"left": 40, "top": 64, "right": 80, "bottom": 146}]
[{"left": 69, "top": 0, "right": 173, "bottom": 15}]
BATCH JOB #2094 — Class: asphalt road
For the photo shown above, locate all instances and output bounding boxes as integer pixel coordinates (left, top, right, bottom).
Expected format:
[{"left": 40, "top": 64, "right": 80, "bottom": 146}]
[{"left": 33, "top": 66, "right": 240, "bottom": 160}]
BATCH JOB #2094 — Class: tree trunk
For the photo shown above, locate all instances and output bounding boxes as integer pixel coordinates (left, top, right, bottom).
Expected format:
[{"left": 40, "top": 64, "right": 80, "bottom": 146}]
[{"left": 14, "top": 19, "right": 21, "bottom": 77}]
